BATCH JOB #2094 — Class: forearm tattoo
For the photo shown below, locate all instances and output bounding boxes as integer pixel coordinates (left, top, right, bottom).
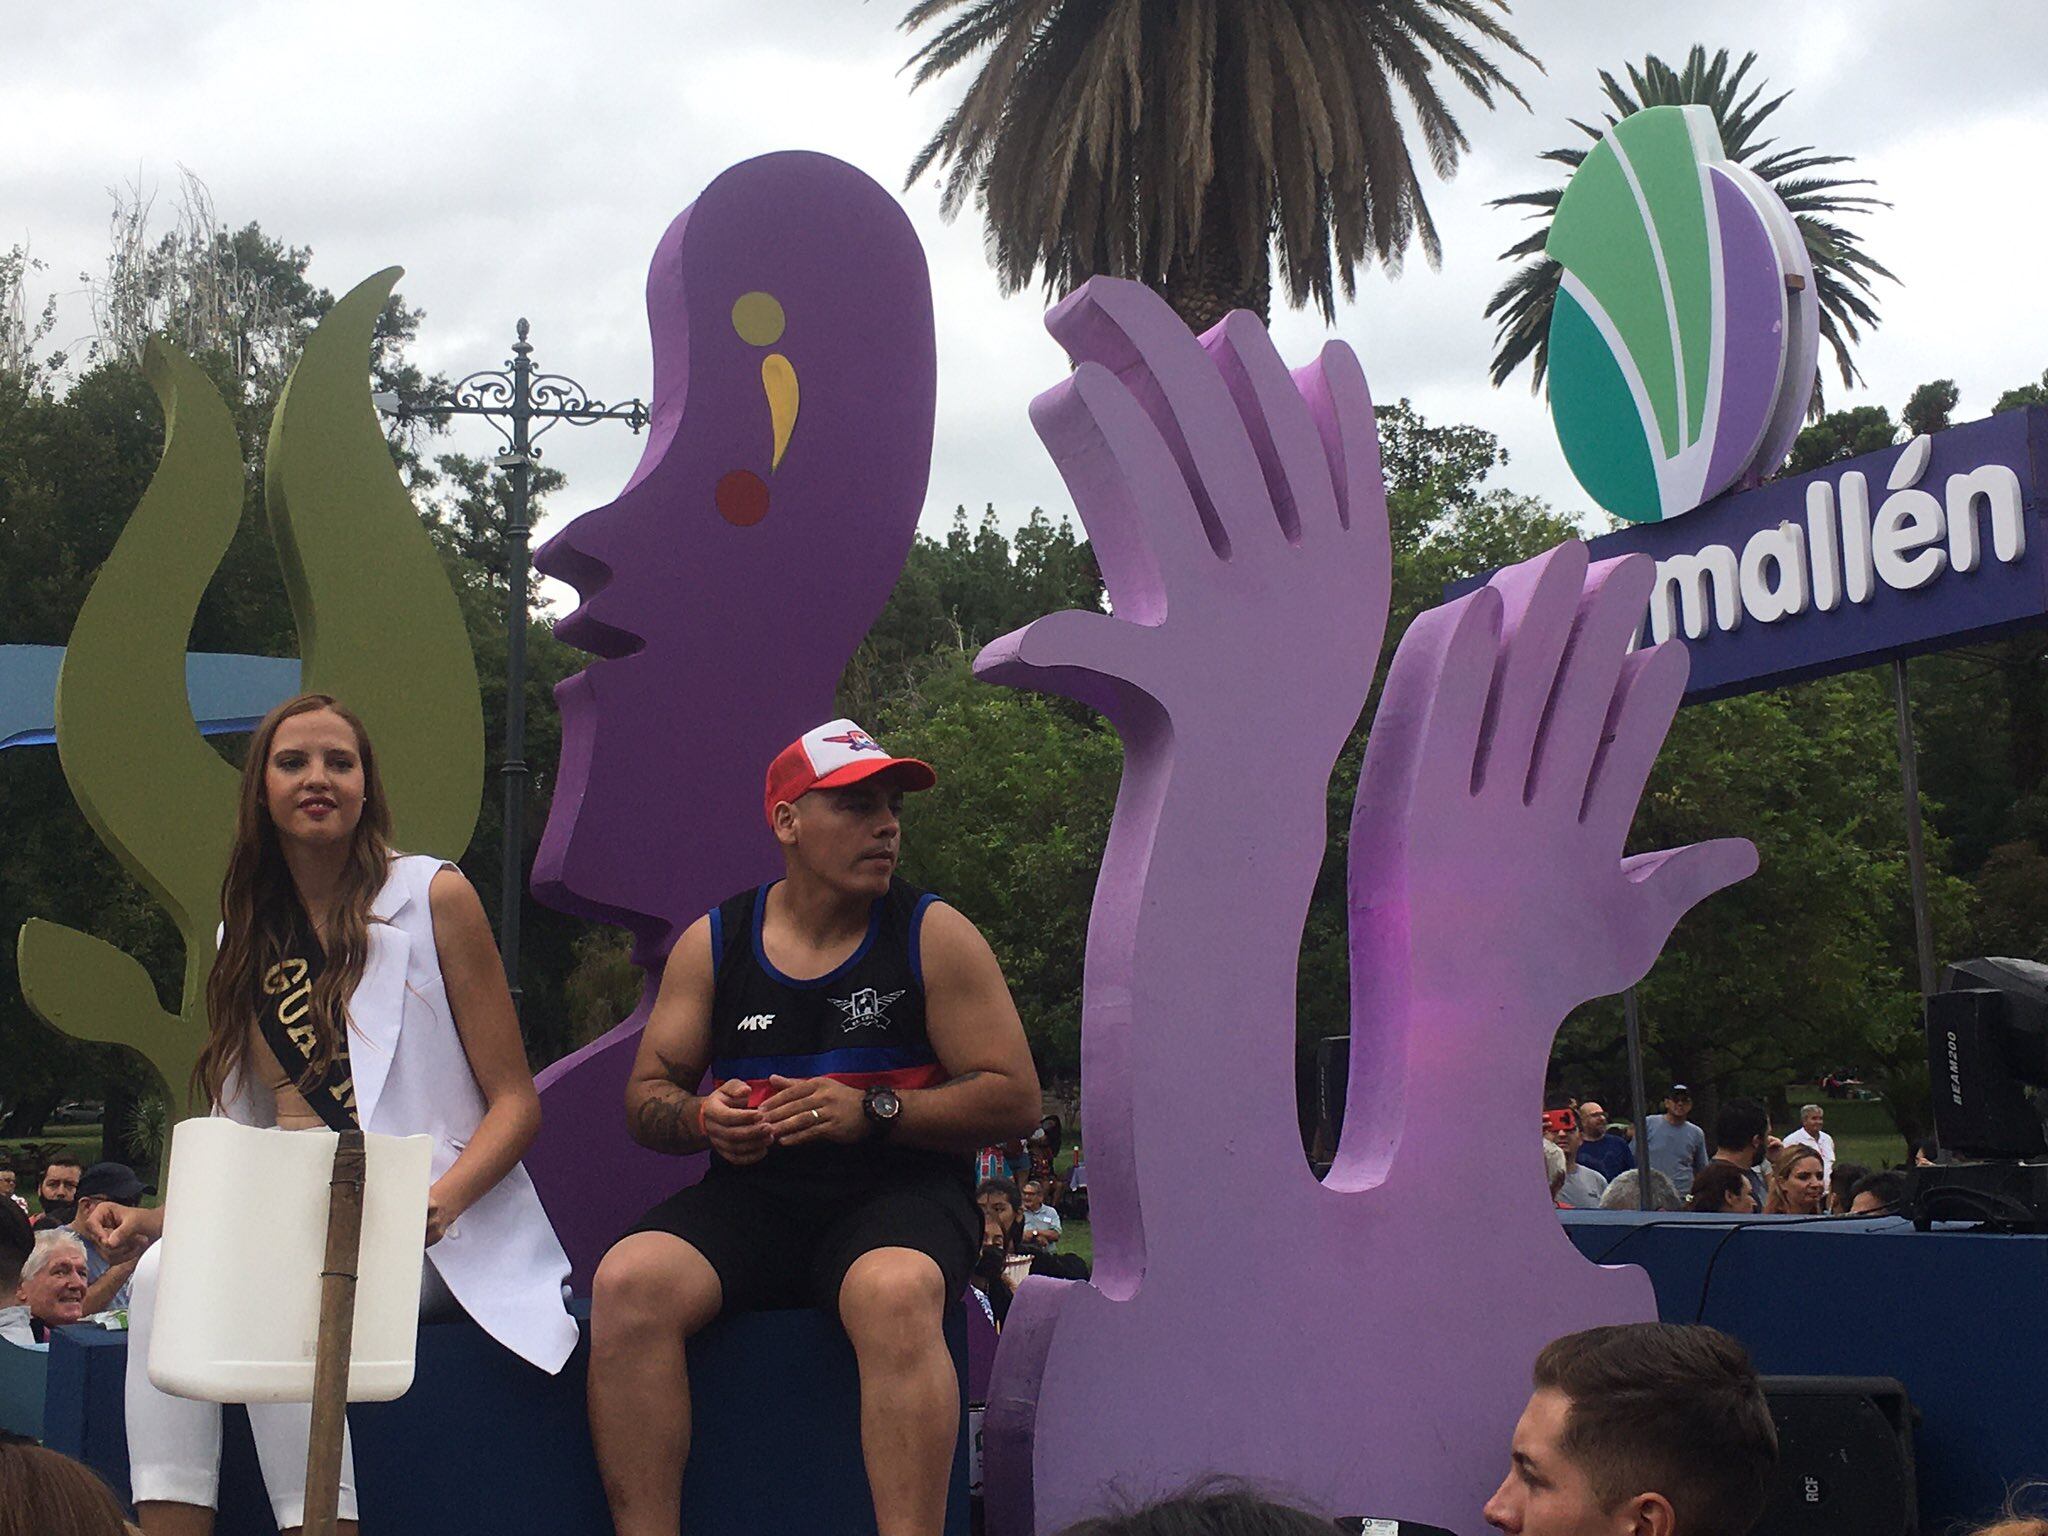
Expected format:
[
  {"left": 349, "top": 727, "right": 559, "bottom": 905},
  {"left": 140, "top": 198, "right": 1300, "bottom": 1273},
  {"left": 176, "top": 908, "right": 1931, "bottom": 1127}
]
[{"left": 632, "top": 1088, "right": 701, "bottom": 1154}]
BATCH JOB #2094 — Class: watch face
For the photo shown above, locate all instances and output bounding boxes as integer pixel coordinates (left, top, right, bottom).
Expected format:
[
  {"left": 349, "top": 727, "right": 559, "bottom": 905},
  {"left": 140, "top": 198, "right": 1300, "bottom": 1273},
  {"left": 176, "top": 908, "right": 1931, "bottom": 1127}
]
[{"left": 874, "top": 1088, "right": 901, "bottom": 1118}]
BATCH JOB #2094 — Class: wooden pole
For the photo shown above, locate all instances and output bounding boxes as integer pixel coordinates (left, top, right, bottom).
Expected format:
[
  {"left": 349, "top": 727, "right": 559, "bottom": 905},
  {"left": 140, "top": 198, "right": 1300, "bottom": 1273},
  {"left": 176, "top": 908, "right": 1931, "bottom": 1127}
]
[{"left": 303, "top": 1128, "right": 366, "bottom": 1536}]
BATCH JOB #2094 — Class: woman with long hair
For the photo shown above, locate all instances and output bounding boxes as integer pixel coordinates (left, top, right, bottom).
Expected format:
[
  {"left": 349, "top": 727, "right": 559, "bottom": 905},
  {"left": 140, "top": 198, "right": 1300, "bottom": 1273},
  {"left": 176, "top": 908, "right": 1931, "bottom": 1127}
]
[
  {"left": 88, "top": 694, "right": 575, "bottom": 1535},
  {"left": 1764, "top": 1144, "right": 1827, "bottom": 1216}
]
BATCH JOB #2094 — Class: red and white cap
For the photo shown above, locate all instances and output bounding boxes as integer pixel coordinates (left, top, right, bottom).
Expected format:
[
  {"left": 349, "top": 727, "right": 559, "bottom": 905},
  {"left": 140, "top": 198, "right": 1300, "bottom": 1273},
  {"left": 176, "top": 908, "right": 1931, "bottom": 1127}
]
[{"left": 764, "top": 719, "right": 936, "bottom": 825}]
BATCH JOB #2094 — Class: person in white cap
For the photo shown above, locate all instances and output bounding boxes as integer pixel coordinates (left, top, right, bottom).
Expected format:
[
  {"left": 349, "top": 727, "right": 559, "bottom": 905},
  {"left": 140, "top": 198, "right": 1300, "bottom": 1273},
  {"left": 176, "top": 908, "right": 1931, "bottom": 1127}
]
[{"left": 587, "top": 718, "right": 1043, "bottom": 1536}]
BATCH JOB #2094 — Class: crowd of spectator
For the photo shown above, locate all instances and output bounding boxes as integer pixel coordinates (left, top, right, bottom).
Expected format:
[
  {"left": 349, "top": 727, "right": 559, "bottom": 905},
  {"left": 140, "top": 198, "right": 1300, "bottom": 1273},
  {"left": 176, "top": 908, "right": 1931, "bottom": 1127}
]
[
  {"left": 1542, "top": 1087, "right": 1931, "bottom": 1222},
  {"left": 0, "top": 1153, "right": 150, "bottom": 1343}
]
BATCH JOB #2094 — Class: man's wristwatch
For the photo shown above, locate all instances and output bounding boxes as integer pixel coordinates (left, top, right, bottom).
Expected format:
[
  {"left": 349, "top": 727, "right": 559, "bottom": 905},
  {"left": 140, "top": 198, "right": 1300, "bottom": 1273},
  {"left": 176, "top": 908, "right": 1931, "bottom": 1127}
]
[{"left": 862, "top": 1085, "right": 902, "bottom": 1139}]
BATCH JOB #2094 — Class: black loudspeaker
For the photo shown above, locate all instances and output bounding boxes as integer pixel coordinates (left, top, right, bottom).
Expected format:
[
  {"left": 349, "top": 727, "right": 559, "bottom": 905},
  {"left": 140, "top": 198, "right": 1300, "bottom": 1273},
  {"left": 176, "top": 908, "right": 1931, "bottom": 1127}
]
[
  {"left": 1926, "top": 960, "right": 2048, "bottom": 1159},
  {"left": 1905, "top": 1158, "right": 2048, "bottom": 1231},
  {"left": 1754, "top": 1377, "right": 1916, "bottom": 1536}
]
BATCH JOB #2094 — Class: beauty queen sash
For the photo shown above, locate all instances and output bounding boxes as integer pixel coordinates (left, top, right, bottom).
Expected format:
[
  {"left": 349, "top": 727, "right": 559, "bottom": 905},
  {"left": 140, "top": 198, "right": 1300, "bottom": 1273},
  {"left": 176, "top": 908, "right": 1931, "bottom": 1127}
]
[{"left": 254, "top": 898, "right": 360, "bottom": 1132}]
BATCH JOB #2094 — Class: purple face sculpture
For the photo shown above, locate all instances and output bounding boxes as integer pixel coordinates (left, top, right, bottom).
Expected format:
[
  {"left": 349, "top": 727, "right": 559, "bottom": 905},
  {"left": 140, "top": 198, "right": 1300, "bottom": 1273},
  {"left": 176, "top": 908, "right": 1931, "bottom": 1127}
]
[{"left": 526, "top": 152, "right": 935, "bottom": 1279}]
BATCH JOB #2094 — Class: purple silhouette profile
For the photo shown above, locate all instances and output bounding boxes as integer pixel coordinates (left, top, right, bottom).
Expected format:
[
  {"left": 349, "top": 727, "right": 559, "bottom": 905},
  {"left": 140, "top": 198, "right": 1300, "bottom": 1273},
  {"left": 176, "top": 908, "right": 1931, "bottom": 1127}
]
[
  {"left": 974, "top": 279, "right": 1756, "bottom": 1533},
  {"left": 526, "top": 152, "right": 936, "bottom": 1281}
]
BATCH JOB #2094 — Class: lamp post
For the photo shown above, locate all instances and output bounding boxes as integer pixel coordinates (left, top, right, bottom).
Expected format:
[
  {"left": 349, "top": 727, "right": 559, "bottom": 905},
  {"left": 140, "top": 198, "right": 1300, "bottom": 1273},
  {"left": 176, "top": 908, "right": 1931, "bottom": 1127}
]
[{"left": 375, "top": 320, "right": 647, "bottom": 1013}]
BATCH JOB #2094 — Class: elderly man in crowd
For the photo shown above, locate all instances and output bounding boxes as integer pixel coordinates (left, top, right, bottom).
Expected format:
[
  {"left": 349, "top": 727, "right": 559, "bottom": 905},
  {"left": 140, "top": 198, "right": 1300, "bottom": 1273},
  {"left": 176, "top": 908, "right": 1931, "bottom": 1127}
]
[
  {"left": 1780, "top": 1103, "right": 1836, "bottom": 1183},
  {"left": 3, "top": 1229, "right": 90, "bottom": 1349},
  {"left": 1573, "top": 1099, "right": 1634, "bottom": 1181}
]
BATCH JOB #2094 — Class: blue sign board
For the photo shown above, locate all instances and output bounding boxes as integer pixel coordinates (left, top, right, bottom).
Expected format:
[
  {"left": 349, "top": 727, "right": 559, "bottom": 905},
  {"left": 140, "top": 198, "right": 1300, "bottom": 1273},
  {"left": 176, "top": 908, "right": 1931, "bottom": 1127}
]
[{"left": 1457, "top": 407, "right": 2048, "bottom": 702}]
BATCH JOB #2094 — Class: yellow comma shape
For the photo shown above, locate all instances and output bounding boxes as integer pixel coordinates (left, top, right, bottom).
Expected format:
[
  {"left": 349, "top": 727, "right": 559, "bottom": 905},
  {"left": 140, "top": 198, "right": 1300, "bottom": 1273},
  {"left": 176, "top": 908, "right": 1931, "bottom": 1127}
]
[
  {"left": 763, "top": 353, "right": 799, "bottom": 471},
  {"left": 732, "top": 291, "right": 786, "bottom": 347}
]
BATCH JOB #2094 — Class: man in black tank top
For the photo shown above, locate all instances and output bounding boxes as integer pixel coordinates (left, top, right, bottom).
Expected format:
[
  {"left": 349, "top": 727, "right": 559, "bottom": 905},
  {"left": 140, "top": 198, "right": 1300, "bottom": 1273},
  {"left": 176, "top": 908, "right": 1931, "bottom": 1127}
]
[{"left": 588, "top": 719, "right": 1043, "bottom": 1536}]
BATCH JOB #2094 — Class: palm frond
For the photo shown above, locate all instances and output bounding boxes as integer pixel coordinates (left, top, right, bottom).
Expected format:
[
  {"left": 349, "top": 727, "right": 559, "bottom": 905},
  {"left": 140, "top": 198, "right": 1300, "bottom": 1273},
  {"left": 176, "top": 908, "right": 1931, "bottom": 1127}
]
[{"left": 900, "top": 0, "right": 1540, "bottom": 324}]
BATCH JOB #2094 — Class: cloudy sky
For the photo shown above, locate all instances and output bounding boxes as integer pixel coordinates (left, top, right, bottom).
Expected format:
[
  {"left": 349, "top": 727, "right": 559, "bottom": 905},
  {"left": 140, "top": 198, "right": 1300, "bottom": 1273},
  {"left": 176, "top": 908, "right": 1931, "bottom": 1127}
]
[{"left": 7, "top": 1, "right": 2046, "bottom": 611}]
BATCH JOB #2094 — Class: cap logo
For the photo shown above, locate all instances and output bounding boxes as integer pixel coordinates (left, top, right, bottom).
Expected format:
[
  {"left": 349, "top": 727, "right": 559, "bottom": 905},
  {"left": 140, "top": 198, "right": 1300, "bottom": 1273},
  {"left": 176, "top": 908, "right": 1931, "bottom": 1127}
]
[{"left": 821, "top": 729, "right": 884, "bottom": 754}]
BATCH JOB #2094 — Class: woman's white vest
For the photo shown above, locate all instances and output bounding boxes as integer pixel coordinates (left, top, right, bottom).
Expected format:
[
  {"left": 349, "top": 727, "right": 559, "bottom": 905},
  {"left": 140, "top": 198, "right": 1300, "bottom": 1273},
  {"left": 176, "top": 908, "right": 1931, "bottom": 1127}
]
[{"left": 219, "top": 854, "right": 576, "bottom": 1373}]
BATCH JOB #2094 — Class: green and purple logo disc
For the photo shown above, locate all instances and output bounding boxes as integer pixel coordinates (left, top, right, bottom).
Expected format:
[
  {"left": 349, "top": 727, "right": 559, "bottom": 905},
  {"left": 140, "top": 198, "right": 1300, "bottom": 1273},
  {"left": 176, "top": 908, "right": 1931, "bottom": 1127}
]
[{"left": 1546, "top": 105, "right": 1820, "bottom": 523}]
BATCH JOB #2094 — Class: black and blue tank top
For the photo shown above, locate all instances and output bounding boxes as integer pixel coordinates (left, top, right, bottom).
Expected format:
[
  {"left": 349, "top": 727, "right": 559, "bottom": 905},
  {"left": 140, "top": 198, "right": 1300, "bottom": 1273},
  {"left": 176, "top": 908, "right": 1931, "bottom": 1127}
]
[{"left": 706, "top": 877, "right": 964, "bottom": 1184}]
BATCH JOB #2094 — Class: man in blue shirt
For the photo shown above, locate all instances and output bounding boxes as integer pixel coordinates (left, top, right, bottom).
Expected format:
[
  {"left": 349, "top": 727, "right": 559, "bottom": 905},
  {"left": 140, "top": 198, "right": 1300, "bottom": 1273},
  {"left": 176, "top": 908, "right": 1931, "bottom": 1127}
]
[
  {"left": 1574, "top": 1100, "right": 1634, "bottom": 1181},
  {"left": 1644, "top": 1085, "right": 1711, "bottom": 1201},
  {"left": 67, "top": 1162, "right": 146, "bottom": 1313}
]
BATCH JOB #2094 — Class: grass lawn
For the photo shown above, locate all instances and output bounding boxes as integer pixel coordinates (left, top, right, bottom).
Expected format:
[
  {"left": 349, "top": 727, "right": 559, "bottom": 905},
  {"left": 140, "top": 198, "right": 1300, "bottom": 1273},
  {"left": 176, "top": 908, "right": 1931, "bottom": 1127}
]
[
  {"left": 1054, "top": 1214, "right": 1092, "bottom": 1269},
  {"left": 1, "top": 1126, "right": 104, "bottom": 1169}
]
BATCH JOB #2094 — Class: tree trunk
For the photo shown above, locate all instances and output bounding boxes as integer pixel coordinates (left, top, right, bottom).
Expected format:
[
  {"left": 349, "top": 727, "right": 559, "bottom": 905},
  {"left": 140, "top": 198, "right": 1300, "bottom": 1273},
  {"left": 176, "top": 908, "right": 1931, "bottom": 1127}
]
[{"left": 1161, "top": 167, "right": 1272, "bottom": 333}]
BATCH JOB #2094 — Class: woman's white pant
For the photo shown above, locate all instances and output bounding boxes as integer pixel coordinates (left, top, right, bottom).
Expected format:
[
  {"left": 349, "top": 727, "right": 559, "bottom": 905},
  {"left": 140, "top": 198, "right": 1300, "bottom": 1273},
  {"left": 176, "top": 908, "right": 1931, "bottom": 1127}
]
[
  {"left": 125, "top": 1242, "right": 352, "bottom": 1526},
  {"left": 125, "top": 1243, "right": 458, "bottom": 1526}
]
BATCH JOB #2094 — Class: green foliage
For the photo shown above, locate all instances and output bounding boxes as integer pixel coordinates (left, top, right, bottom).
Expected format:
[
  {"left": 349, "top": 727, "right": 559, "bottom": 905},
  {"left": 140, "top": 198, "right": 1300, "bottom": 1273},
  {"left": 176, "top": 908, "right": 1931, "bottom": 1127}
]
[
  {"left": 1901, "top": 379, "right": 1958, "bottom": 439},
  {"left": 1992, "top": 368, "right": 2048, "bottom": 415},
  {"left": 841, "top": 504, "right": 1104, "bottom": 722},
  {"left": 1553, "top": 671, "right": 1971, "bottom": 1116},
  {"left": 1786, "top": 404, "right": 1896, "bottom": 475},
  {"left": 875, "top": 664, "right": 1123, "bottom": 1082}
]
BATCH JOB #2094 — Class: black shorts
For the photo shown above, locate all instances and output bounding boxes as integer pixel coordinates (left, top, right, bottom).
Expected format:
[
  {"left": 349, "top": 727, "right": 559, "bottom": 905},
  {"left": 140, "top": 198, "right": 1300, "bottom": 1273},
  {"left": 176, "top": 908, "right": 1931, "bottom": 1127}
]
[{"left": 622, "top": 1161, "right": 980, "bottom": 1318}]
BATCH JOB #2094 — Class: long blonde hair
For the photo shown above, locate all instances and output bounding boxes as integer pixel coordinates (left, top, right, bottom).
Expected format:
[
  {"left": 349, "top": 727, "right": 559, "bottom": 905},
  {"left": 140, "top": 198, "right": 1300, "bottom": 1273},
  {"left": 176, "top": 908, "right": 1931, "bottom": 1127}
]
[
  {"left": 1763, "top": 1143, "right": 1824, "bottom": 1215},
  {"left": 194, "top": 694, "right": 394, "bottom": 1107}
]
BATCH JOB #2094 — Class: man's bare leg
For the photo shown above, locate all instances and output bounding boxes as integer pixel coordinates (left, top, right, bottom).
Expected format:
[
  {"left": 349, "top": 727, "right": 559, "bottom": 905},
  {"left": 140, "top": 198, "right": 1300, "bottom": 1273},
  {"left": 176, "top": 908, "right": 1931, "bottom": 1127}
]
[
  {"left": 590, "top": 1233, "right": 724, "bottom": 1536},
  {"left": 839, "top": 1247, "right": 957, "bottom": 1536}
]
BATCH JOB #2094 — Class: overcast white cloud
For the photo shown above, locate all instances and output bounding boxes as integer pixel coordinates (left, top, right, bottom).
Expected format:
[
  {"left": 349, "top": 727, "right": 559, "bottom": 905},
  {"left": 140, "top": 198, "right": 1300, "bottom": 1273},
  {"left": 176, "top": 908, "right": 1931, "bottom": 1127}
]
[{"left": 6, "top": 1, "right": 2046, "bottom": 614}]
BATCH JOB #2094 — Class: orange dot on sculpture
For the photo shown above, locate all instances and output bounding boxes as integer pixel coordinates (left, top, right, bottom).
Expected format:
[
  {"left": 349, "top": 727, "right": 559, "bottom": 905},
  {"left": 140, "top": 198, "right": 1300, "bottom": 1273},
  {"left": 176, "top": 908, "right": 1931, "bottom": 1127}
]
[{"left": 715, "top": 469, "right": 770, "bottom": 526}]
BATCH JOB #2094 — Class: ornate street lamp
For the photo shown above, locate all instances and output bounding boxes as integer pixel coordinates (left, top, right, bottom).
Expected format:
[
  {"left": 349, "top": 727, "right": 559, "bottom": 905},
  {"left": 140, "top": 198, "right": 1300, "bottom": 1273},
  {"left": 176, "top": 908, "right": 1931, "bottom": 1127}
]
[{"left": 376, "top": 320, "right": 647, "bottom": 1012}]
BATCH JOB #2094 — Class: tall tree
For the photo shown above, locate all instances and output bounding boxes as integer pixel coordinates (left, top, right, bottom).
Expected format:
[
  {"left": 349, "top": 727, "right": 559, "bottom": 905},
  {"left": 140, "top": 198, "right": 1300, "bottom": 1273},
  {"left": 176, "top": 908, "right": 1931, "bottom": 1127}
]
[
  {"left": 901, "top": 0, "right": 1537, "bottom": 330},
  {"left": 1485, "top": 46, "right": 1893, "bottom": 405}
]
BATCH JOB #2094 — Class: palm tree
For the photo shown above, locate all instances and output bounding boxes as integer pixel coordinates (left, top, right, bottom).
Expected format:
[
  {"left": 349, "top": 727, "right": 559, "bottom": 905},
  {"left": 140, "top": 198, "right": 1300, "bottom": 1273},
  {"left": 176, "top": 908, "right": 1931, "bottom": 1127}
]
[
  {"left": 1485, "top": 46, "right": 1893, "bottom": 403},
  {"left": 901, "top": 1, "right": 1539, "bottom": 332}
]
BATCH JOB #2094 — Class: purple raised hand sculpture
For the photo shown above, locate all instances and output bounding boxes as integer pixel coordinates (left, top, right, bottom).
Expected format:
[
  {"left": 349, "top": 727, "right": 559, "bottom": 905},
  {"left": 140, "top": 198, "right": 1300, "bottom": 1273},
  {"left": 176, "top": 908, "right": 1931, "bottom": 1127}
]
[
  {"left": 976, "top": 279, "right": 1756, "bottom": 1534},
  {"left": 526, "top": 152, "right": 936, "bottom": 1281}
]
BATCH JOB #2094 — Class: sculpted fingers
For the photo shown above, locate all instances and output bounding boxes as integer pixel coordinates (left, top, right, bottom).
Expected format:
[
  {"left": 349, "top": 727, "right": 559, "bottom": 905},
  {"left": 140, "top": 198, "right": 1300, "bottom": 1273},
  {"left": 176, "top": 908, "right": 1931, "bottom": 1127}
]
[
  {"left": 1474, "top": 542, "right": 1589, "bottom": 799},
  {"left": 1294, "top": 341, "right": 1384, "bottom": 542},
  {"left": 1581, "top": 639, "right": 1690, "bottom": 839},
  {"left": 1526, "top": 555, "right": 1656, "bottom": 811},
  {"left": 1203, "top": 310, "right": 1340, "bottom": 545},
  {"left": 1044, "top": 278, "right": 1274, "bottom": 558},
  {"left": 1351, "top": 586, "right": 1503, "bottom": 860},
  {"left": 1030, "top": 363, "right": 1207, "bottom": 618}
]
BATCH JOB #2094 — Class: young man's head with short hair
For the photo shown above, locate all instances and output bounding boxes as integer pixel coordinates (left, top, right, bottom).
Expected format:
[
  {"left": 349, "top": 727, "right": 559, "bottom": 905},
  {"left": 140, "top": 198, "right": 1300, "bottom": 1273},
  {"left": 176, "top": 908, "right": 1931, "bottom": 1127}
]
[
  {"left": 763, "top": 719, "right": 936, "bottom": 899},
  {"left": 1485, "top": 1322, "right": 1776, "bottom": 1536},
  {"left": 1711, "top": 1099, "right": 1768, "bottom": 1164}
]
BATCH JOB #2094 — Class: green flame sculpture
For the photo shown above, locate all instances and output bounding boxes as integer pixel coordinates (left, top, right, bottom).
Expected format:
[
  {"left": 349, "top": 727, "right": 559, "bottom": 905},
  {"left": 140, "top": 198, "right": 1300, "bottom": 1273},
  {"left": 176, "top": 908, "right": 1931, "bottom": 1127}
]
[{"left": 16, "top": 269, "right": 483, "bottom": 1113}]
